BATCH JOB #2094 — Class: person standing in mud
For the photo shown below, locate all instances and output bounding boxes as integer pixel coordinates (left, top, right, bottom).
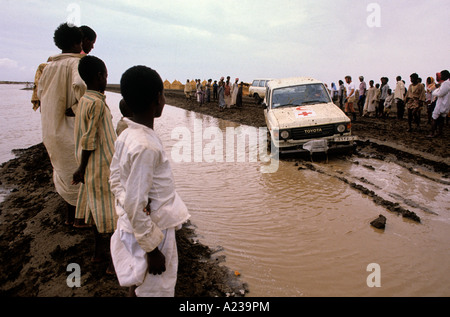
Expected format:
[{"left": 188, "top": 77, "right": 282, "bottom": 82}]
[
  {"left": 357, "top": 76, "right": 366, "bottom": 116},
  {"left": 338, "top": 80, "right": 346, "bottom": 109},
  {"left": 206, "top": 79, "right": 212, "bottom": 103},
  {"left": 37, "top": 23, "right": 86, "bottom": 226},
  {"left": 225, "top": 76, "right": 232, "bottom": 108},
  {"left": 363, "top": 80, "right": 378, "bottom": 117},
  {"left": 344, "top": 76, "right": 357, "bottom": 121},
  {"left": 405, "top": 73, "right": 426, "bottom": 132},
  {"left": 236, "top": 81, "right": 244, "bottom": 108},
  {"left": 109, "top": 65, "right": 190, "bottom": 297},
  {"left": 196, "top": 79, "right": 202, "bottom": 104},
  {"left": 231, "top": 78, "right": 239, "bottom": 106},
  {"left": 218, "top": 80, "right": 226, "bottom": 111},
  {"left": 428, "top": 70, "right": 450, "bottom": 138},
  {"left": 72, "top": 55, "right": 117, "bottom": 269},
  {"left": 378, "top": 77, "right": 389, "bottom": 118},
  {"left": 383, "top": 89, "right": 394, "bottom": 118},
  {"left": 213, "top": 80, "right": 218, "bottom": 101},
  {"left": 394, "top": 76, "right": 406, "bottom": 119},
  {"left": 425, "top": 76, "right": 437, "bottom": 124},
  {"left": 184, "top": 79, "right": 192, "bottom": 100}
]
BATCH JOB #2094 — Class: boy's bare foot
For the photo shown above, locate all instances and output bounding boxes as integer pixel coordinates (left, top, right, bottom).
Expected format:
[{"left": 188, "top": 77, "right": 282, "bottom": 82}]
[
  {"left": 106, "top": 261, "right": 115, "bottom": 275},
  {"left": 128, "top": 286, "right": 137, "bottom": 297},
  {"left": 73, "top": 218, "right": 92, "bottom": 228}
]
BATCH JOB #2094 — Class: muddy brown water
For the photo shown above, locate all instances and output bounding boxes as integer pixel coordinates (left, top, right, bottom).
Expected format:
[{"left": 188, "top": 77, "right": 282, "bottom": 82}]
[
  {"left": 2, "top": 86, "right": 449, "bottom": 297},
  {"left": 155, "top": 105, "right": 450, "bottom": 297}
]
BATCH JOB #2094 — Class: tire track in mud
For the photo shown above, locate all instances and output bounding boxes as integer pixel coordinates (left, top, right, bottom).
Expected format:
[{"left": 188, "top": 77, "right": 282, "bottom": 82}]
[
  {"left": 281, "top": 137, "right": 450, "bottom": 225},
  {"left": 295, "top": 159, "right": 422, "bottom": 223}
]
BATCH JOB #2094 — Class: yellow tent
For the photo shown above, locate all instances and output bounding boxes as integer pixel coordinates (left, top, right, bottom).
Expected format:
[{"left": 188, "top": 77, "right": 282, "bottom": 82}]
[
  {"left": 163, "top": 79, "right": 171, "bottom": 90},
  {"left": 171, "top": 79, "right": 184, "bottom": 90}
]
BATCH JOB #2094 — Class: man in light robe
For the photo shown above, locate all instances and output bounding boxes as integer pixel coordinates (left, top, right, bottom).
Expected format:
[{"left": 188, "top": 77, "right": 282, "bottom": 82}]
[
  {"left": 364, "top": 80, "right": 378, "bottom": 117},
  {"left": 428, "top": 70, "right": 450, "bottom": 137},
  {"left": 231, "top": 78, "right": 239, "bottom": 106},
  {"left": 37, "top": 23, "right": 86, "bottom": 225},
  {"left": 394, "top": 76, "right": 406, "bottom": 119}
]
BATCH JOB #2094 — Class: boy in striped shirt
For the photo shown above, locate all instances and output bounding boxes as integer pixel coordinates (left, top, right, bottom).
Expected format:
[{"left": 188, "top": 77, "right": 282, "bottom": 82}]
[{"left": 72, "top": 55, "right": 117, "bottom": 268}]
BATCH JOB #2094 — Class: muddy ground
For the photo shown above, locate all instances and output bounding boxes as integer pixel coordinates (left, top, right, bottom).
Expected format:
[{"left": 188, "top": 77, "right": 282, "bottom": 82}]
[
  {"left": 0, "top": 86, "right": 448, "bottom": 297},
  {"left": 0, "top": 142, "right": 248, "bottom": 297}
]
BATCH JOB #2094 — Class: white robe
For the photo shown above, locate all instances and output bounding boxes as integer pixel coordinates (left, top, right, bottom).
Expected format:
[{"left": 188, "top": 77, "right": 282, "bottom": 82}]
[
  {"left": 37, "top": 53, "right": 86, "bottom": 205},
  {"left": 432, "top": 79, "right": 450, "bottom": 120},
  {"left": 364, "top": 87, "right": 379, "bottom": 114},
  {"left": 231, "top": 82, "right": 238, "bottom": 105},
  {"left": 109, "top": 119, "right": 190, "bottom": 296}
]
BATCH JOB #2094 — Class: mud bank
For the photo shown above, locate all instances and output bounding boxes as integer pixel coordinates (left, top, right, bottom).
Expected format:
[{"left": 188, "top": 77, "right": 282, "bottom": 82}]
[{"left": 0, "top": 143, "right": 248, "bottom": 297}]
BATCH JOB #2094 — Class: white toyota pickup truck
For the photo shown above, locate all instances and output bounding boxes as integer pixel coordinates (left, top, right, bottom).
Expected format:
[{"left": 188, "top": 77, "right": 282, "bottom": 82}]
[{"left": 263, "top": 77, "right": 357, "bottom": 154}]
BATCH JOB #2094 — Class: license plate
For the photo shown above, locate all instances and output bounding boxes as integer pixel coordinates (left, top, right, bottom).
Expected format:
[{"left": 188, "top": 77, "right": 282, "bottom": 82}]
[{"left": 334, "top": 136, "right": 357, "bottom": 142}]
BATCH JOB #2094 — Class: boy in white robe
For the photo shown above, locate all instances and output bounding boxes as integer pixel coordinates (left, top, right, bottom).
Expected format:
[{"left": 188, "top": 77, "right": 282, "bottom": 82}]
[{"left": 109, "top": 66, "right": 190, "bottom": 297}]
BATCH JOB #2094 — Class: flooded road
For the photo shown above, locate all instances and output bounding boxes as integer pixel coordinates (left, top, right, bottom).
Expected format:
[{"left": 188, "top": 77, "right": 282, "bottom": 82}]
[{"left": 1, "top": 85, "right": 449, "bottom": 296}]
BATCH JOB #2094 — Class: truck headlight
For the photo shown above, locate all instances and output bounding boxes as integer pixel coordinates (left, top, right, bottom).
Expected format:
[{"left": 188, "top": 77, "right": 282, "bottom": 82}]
[
  {"left": 337, "top": 124, "right": 346, "bottom": 133},
  {"left": 280, "top": 130, "right": 290, "bottom": 139}
]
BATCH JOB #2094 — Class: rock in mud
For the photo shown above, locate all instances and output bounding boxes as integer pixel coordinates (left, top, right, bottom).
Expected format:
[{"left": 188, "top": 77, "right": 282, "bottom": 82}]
[{"left": 370, "top": 214, "right": 387, "bottom": 229}]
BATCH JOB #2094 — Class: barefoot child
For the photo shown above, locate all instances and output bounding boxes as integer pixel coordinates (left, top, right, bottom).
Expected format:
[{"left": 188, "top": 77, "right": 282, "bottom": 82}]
[
  {"left": 72, "top": 55, "right": 117, "bottom": 265},
  {"left": 109, "top": 65, "right": 190, "bottom": 297}
]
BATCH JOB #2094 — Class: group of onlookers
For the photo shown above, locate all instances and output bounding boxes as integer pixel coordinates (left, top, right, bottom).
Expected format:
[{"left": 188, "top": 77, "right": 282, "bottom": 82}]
[
  {"left": 33, "top": 22, "right": 190, "bottom": 297},
  {"left": 184, "top": 76, "right": 245, "bottom": 111},
  {"left": 330, "top": 71, "right": 450, "bottom": 137}
]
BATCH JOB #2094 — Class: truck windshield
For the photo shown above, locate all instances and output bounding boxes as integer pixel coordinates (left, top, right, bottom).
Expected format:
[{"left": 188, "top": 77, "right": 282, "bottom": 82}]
[{"left": 271, "top": 84, "right": 331, "bottom": 109}]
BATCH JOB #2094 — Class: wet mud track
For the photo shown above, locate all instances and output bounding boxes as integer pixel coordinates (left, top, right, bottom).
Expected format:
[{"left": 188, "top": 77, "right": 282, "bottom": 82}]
[
  {"left": 281, "top": 139, "right": 449, "bottom": 226},
  {"left": 157, "top": 88, "right": 449, "bottom": 227}
]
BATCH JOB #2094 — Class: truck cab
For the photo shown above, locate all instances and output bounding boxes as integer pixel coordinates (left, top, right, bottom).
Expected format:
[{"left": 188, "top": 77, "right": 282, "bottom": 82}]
[{"left": 263, "top": 77, "right": 357, "bottom": 154}]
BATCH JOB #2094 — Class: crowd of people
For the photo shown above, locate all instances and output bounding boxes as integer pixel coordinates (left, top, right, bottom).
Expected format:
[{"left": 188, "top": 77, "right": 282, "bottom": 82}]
[
  {"left": 184, "top": 76, "right": 246, "bottom": 111},
  {"left": 32, "top": 23, "right": 190, "bottom": 297},
  {"left": 182, "top": 72, "right": 450, "bottom": 139},
  {"left": 329, "top": 72, "right": 450, "bottom": 137}
]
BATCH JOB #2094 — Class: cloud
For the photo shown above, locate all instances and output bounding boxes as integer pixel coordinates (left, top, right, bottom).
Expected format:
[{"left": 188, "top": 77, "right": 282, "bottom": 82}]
[
  {"left": 0, "top": 58, "right": 19, "bottom": 69},
  {"left": 0, "top": 57, "right": 36, "bottom": 81}
]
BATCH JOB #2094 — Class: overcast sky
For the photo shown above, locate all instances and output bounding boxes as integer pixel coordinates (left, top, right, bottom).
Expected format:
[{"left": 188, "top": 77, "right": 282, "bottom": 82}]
[{"left": 1, "top": 0, "right": 449, "bottom": 87}]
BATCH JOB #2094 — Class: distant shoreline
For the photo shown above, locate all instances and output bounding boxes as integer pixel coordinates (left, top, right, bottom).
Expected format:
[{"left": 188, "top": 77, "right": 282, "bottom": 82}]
[{"left": 0, "top": 81, "right": 32, "bottom": 85}]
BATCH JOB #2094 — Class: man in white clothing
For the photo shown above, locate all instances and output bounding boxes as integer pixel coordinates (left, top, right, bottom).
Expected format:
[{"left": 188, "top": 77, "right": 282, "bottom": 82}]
[
  {"left": 394, "top": 76, "right": 406, "bottom": 119},
  {"left": 109, "top": 65, "right": 190, "bottom": 297},
  {"left": 428, "top": 70, "right": 450, "bottom": 138},
  {"left": 344, "top": 75, "right": 357, "bottom": 121}
]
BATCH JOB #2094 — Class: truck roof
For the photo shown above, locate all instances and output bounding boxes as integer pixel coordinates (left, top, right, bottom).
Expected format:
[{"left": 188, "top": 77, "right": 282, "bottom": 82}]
[{"left": 267, "top": 77, "right": 323, "bottom": 90}]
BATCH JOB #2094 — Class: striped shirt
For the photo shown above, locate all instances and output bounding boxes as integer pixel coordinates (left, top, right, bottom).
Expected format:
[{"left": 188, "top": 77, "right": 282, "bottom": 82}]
[{"left": 74, "top": 90, "right": 117, "bottom": 233}]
